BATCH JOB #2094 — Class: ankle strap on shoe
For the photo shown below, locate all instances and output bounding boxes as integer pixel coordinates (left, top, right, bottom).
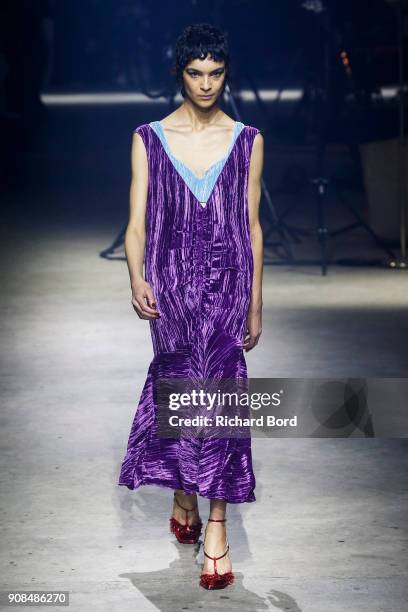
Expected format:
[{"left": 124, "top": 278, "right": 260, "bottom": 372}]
[
  {"left": 203, "top": 544, "right": 229, "bottom": 561},
  {"left": 173, "top": 491, "right": 197, "bottom": 512},
  {"left": 203, "top": 543, "right": 230, "bottom": 575},
  {"left": 208, "top": 518, "right": 226, "bottom": 522}
]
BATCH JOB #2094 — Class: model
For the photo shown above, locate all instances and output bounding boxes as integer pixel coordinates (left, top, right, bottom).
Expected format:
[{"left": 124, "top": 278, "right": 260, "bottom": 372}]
[{"left": 118, "top": 22, "right": 264, "bottom": 590}]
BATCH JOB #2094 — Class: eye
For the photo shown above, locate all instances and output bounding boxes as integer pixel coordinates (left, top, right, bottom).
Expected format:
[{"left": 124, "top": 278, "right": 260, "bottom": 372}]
[{"left": 188, "top": 72, "right": 199, "bottom": 78}]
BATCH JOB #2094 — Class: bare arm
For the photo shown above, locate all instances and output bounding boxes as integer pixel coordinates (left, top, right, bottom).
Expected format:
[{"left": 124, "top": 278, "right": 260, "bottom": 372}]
[
  {"left": 243, "top": 131, "right": 264, "bottom": 351},
  {"left": 126, "top": 132, "right": 160, "bottom": 320}
]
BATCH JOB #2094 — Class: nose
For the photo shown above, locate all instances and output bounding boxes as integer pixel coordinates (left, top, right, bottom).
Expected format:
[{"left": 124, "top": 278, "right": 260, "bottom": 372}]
[{"left": 200, "top": 76, "right": 211, "bottom": 92}]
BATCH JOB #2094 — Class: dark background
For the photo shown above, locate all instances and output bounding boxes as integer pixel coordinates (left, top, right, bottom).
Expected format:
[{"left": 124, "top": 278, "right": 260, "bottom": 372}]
[{"left": 1, "top": 0, "right": 407, "bottom": 260}]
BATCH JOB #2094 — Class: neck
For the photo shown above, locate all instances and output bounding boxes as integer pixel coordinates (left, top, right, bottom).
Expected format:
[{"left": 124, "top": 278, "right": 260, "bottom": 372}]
[{"left": 179, "top": 98, "right": 223, "bottom": 129}]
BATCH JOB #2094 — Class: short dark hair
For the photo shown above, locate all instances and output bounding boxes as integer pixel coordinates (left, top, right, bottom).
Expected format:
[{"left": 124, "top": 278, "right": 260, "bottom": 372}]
[{"left": 174, "top": 23, "right": 230, "bottom": 98}]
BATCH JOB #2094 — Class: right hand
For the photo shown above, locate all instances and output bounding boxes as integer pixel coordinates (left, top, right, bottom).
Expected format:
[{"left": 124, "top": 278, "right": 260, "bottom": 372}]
[{"left": 131, "top": 279, "right": 160, "bottom": 320}]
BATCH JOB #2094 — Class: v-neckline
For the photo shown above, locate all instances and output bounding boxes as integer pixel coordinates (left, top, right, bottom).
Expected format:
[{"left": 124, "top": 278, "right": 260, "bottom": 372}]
[
  {"left": 151, "top": 120, "right": 243, "bottom": 180},
  {"left": 149, "top": 121, "right": 246, "bottom": 207}
]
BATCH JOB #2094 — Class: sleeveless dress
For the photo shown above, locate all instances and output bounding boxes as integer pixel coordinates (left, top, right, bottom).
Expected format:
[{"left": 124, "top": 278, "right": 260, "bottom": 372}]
[{"left": 118, "top": 120, "right": 260, "bottom": 503}]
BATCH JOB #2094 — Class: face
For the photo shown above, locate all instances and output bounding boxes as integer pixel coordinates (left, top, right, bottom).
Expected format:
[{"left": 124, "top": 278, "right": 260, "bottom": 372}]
[{"left": 182, "top": 55, "right": 226, "bottom": 106}]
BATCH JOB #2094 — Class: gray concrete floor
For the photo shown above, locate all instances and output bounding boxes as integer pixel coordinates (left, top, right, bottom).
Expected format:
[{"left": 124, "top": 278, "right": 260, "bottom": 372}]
[{"left": 1, "top": 216, "right": 407, "bottom": 612}]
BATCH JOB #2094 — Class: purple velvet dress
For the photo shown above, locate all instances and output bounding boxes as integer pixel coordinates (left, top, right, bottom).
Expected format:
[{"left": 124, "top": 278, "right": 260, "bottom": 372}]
[{"left": 118, "top": 120, "right": 260, "bottom": 503}]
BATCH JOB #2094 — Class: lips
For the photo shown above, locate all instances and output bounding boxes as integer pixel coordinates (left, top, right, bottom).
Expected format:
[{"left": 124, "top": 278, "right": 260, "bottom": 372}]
[{"left": 199, "top": 95, "right": 213, "bottom": 99}]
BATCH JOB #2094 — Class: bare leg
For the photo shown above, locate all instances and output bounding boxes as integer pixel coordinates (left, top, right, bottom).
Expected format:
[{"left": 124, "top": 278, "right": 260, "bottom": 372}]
[
  {"left": 201, "top": 499, "right": 232, "bottom": 576},
  {"left": 171, "top": 489, "right": 201, "bottom": 526}
]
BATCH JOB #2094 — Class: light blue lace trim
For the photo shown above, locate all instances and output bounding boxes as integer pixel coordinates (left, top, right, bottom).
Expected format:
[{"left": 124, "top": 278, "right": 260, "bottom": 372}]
[{"left": 149, "top": 120, "right": 245, "bottom": 203}]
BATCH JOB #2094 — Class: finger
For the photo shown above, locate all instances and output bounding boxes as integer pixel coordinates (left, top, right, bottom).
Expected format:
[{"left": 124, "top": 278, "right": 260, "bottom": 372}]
[
  {"left": 133, "top": 296, "right": 159, "bottom": 319},
  {"left": 244, "top": 337, "right": 256, "bottom": 352},
  {"left": 140, "top": 293, "right": 159, "bottom": 315},
  {"left": 250, "top": 335, "right": 260, "bottom": 349},
  {"left": 133, "top": 293, "right": 159, "bottom": 316},
  {"left": 145, "top": 288, "right": 158, "bottom": 311},
  {"left": 131, "top": 297, "right": 143, "bottom": 316},
  {"left": 131, "top": 299, "right": 143, "bottom": 319}
]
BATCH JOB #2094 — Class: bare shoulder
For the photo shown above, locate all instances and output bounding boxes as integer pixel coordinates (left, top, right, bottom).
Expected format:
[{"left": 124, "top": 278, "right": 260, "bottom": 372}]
[
  {"left": 160, "top": 110, "right": 236, "bottom": 131},
  {"left": 131, "top": 130, "right": 148, "bottom": 175},
  {"left": 158, "top": 110, "right": 181, "bottom": 129},
  {"left": 250, "top": 131, "right": 264, "bottom": 155},
  {"left": 132, "top": 130, "right": 147, "bottom": 156},
  {"left": 252, "top": 131, "right": 264, "bottom": 147},
  {"left": 218, "top": 113, "right": 238, "bottom": 128},
  {"left": 249, "top": 131, "right": 264, "bottom": 178}
]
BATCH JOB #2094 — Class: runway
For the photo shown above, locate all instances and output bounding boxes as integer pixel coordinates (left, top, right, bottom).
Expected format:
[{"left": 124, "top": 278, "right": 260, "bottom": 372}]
[
  {"left": 2, "top": 0, "right": 408, "bottom": 606},
  {"left": 1, "top": 210, "right": 407, "bottom": 611}
]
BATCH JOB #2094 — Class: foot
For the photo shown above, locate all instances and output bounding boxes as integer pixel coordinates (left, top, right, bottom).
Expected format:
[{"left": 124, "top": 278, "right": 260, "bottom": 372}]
[
  {"left": 171, "top": 491, "right": 201, "bottom": 527},
  {"left": 201, "top": 520, "right": 233, "bottom": 577}
]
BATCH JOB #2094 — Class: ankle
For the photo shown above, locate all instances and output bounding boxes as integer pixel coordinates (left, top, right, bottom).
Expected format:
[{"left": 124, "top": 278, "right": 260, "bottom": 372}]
[
  {"left": 174, "top": 491, "right": 197, "bottom": 510},
  {"left": 207, "top": 517, "right": 227, "bottom": 524},
  {"left": 205, "top": 520, "right": 227, "bottom": 538}
]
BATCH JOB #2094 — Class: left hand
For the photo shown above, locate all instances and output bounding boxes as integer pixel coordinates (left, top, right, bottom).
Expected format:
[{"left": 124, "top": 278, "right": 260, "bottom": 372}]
[{"left": 242, "top": 308, "right": 262, "bottom": 352}]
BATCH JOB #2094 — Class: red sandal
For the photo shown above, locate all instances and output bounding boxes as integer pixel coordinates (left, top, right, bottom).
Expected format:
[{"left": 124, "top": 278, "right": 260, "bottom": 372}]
[
  {"left": 170, "top": 491, "right": 203, "bottom": 544},
  {"left": 199, "top": 518, "right": 235, "bottom": 590}
]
